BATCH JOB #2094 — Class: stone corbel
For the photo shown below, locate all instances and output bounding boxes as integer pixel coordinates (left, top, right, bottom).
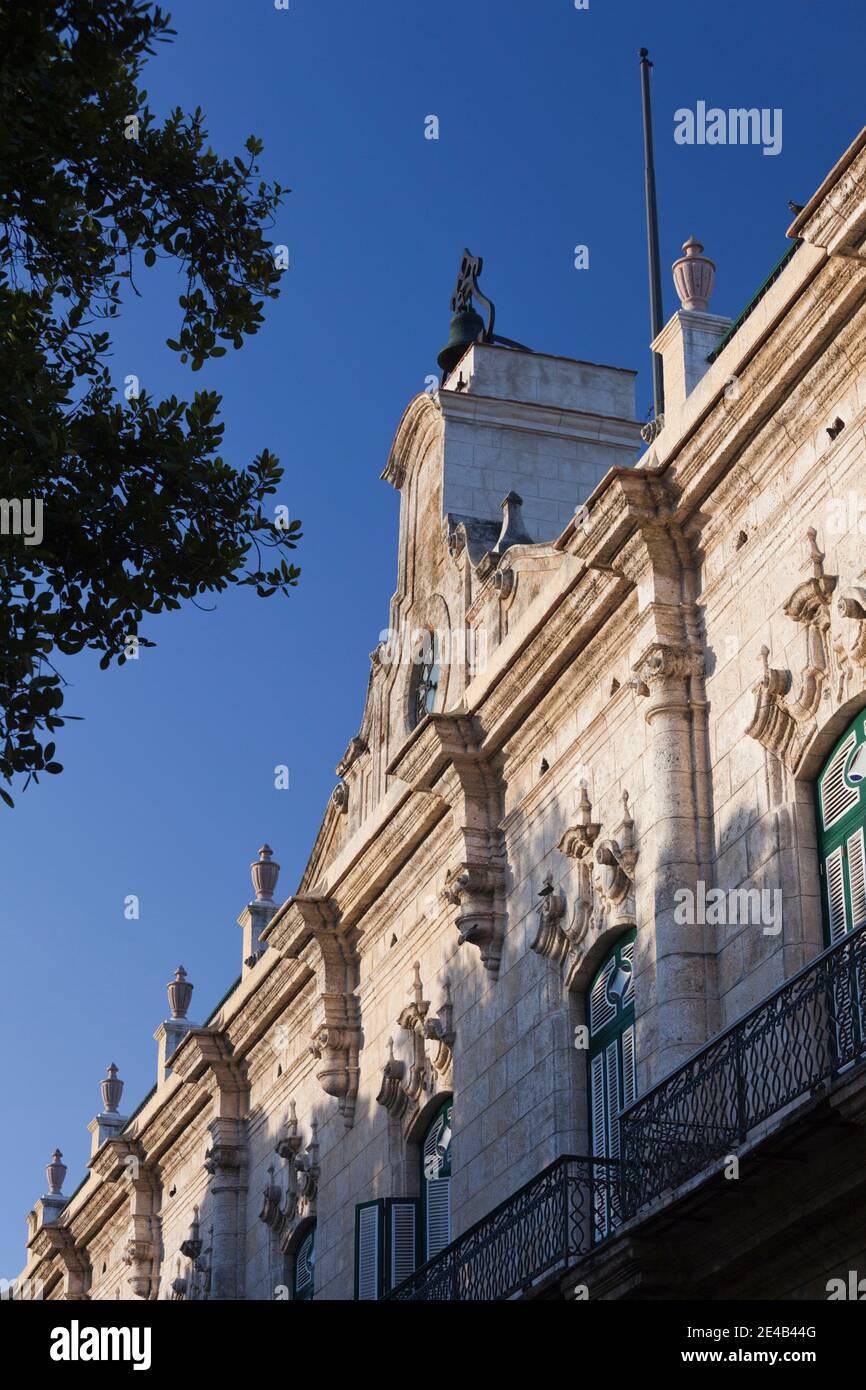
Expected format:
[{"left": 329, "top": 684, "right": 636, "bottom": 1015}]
[
  {"left": 377, "top": 966, "right": 455, "bottom": 1123},
  {"left": 122, "top": 1167, "right": 161, "bottom": 1301},
  {"left": 267, "top": 896, "right": 362, "bottom": 1127},
  {"left": 88, "top": 1135, "right": 160, "bottom": 1300},
  {"left": 390, "top": 713, "right": 507, "bottom": 975},
  {"left": 39, "top": 1225, "right": 91, "bottom": 1301},
  {"left": 443, "top": 861, "right": 506, "bottom": 974}
]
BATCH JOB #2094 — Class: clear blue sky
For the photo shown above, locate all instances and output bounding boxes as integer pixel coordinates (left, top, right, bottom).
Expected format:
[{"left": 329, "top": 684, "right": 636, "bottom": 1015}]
[{"left": 2, "top": 0, "right": 862, "bottom": 1277}]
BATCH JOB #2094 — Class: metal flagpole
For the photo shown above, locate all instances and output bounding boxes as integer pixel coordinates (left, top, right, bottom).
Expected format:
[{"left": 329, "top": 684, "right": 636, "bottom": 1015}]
[{"left": 639, "top": 47, "right": 665, "bottom": 419}]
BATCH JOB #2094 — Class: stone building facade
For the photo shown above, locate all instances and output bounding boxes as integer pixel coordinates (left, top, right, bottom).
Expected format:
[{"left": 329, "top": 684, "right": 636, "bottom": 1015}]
[{"left": 17, "top": 123, "right": 866, "bottom": 1301}]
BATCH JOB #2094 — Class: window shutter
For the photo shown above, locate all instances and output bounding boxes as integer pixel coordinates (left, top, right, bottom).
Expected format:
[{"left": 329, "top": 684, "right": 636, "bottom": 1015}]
[
  {"left": 293, "top": 1227, "right": 315, "bottom": 1301},
  {"left": 621, "top": 1023, "right": 636, "bottom": 1110},
  {"left": 590, "top": 1052, "right": 606, "bottom": 1156},
  {"left": 847, "top": 828, "right": 866, "bottom": 932},
  {"left": 605, "top": 1039, "right": 621, "bottom": 1158},
  {"left": 386, "top": 1199, "right": 420, "bottom": 1289},
  {"left": 820, "top": 734, "right": 859, "bottom": 828},
  {"left": 621, "top": 941, "right": 635, "bottom": 1005},
  {"left": 354, "top": 1201, "right": 383, "bottom": 1301},
  {"left": 589, "top": 957, "right": 617, "bottom": 1037},
  {"left": 425, "top": 1178, "right": 451, "bottom": 1260},
  {"left": 825, "top": 845, "right": 848, "bottom": 943},
  {"left": 422, "top": 1103, "right": 452, "bottom": 1261}
]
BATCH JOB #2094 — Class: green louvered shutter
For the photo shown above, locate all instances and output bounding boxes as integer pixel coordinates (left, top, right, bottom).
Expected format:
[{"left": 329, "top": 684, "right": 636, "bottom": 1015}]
[
  {"left": 817, "top": 711, "right": 866, "bottom": 945},
  {"left": 387, "top": 1199, "right": 421, "bottom": 1288},
  {"left": 422, "top": 1101, "right": 452, "bottom": 1261},
  {"left": 293, "top": 1225, "right": 315, "bottom": 1301},
  {"left": 587, "top": 931, "right": 637, "bottom": 1165},
  {"left": 354, "top": 1201, "right": 383, "bottom": 1301}
]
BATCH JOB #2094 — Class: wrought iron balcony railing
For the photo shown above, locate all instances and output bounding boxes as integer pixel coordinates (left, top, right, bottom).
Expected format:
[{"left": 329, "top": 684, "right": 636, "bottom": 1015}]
[
  {"left": 620, "top": 921, "right": 866, "bottom": 1211},
  {"left": 388, "top": 925, "right": 866, "bottom": 1300},
  {"left": 385, "top": 1153, "right": 624, "bottom": 1301}
]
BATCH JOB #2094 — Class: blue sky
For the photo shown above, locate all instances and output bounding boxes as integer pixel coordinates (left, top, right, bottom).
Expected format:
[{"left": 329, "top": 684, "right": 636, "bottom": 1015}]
[{"left": 2, "top": 0, "right": 862, "bottom": 1277}]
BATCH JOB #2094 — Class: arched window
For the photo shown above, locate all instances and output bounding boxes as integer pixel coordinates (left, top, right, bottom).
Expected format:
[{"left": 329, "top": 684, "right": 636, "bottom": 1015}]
[
  {"left": 817, "top": 709, "right": 866, "bottom": 944},
  {"left": 587, "top": 931, "right": 636, "bottom": 1162},
  {"left": 292, "top": 1224, "right": 315, "bottom": 1302},
  {"left": 409, "top": 630, "right": 440, "bottom": 728},
  {"left": 421, "top": 1099, "right": 452, "bottom": 1261}
]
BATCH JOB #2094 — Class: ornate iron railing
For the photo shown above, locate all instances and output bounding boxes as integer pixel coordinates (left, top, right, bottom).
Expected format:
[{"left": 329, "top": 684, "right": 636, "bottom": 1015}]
[
  {"left": 385, "top": 1154, "right": 624, "bottom": 1301},
  {"left": 620, "top": 923, "right": 866, "bottom": 1211},
  {"left": 388, "top": 927, "right": 866, "bottom": 1300}
]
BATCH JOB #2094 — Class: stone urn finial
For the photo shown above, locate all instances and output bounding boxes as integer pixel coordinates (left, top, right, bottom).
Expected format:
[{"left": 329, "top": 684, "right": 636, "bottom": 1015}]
[
  {"left": 46, "top": 1149, "right": 67, "bottom": 1196},
  {"left": 251, "top": 844, "right": 280, "bottom": 903},
  {"left": 672, "top": 236, "right": 716, "bottom": 311},
  {"left": 100, "top": 1063, "right": 124, "bottom": 1114},
  {"left": 167, "top": 966, "right": 193, "bottom": 1020}
]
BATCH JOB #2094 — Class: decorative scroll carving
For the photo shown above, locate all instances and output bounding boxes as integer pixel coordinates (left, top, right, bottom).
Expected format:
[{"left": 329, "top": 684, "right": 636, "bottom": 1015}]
[
  {"left": 331, "top": 782, "right": 349, "bottom": 814},
  {"left": 531, "top": 872, "right": 569, "bottom": 963},
  {"left": 532, "top": 788, "right": 638, "bottom": 990},
  {"left": 744, "top": 530, "right": 866, "bottom": 771},
  {"left": 259, "top": 1103, "right": 320, "bottom": 1252},
  {"left": 833, "top": 588, "right": 866, "bottom": 697},
  {"left": 443, "top": 861, "right": 506, "bottom": 974},
  {"left": 377, "top": 966, "right": 455, "bottom": 1125}
]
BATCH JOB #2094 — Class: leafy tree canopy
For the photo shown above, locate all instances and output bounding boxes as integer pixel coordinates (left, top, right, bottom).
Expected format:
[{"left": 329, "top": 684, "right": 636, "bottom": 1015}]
[{"left": 0, "top": 0, "right": 300, "bottom": 805}]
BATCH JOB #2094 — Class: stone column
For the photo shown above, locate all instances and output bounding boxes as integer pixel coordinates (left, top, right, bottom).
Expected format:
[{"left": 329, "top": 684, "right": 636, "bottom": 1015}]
[
  {"left": 634, "top": 639, "right": 716, "bottom": 1082},
  {"left": 205, "top": 1122, "right": 246, "bottom": 1301},
  {"left": 171, "top": 1030, "right": 249, "bottom": 1301}
]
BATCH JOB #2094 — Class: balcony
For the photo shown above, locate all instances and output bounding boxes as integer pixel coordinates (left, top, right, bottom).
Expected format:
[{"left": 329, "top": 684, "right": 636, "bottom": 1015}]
[
  {"left": 385, "top": 1154, "right": 624, "bottom": 1301},
  {"left": 620, "top": 921, "right": 866, "bottom": 1212},
  {"left": 389, "top": 923, "right": 866, "bottom": 1300}
]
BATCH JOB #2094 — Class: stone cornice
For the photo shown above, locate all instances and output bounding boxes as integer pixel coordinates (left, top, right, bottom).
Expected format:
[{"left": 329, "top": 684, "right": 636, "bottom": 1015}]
[
  {"left": 787, "top": 124, "right": 866, "bottom": 255},
  {"left": 438, "top": 386, "right": 644, "bottom": 449}
]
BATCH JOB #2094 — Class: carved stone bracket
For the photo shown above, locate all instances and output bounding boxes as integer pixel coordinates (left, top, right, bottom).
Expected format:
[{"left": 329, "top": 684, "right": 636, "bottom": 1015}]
[
  {"left": 260, "top": 1102, "right": 320, "bottom": 1252},
  {"left": 744, "top": 530, "right": 865, "bottom": 771},
  {"left": 376, "top": 965, "right": 454, "bottom": 1126},
  {"left": 39, "top": 1225, "right": 91, "bottom": 1301},
  {"left": 390, "top": 713, "right": 507, "bottom": 975},
  {"left": 532, "top": 788, "right": 638, "bottom": 990},
  {"left": 443, "top": 860, "right": 506, "bottom": 974},
  {"left": 88, "top": 1135, "right": 161, "bottom": 1300},
  {"left": 267, "top": 896, "right": 362, "bottom": 1127}
]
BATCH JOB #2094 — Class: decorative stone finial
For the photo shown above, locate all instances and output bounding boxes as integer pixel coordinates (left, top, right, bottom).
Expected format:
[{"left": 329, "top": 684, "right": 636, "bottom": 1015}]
[
  {"left": 100, "top": 1063, "right": 124, "bottom": 1114},
  {"left": 806, "top": 527, "right": 825, "bottom": 580},
  {"left": 167, "top": 966, "right": 193, "bottom": 1020},
  {"left": 251, "top": 844, "right": 280, "bottom": 903},
  {"left": 672, "top": 236, "right": 716, "bottom": 311},
  {"left": 46, "top": 1149, "right": 67, "bottom": 1197}
]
